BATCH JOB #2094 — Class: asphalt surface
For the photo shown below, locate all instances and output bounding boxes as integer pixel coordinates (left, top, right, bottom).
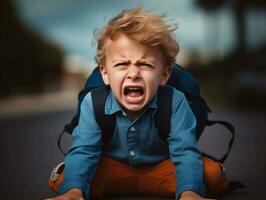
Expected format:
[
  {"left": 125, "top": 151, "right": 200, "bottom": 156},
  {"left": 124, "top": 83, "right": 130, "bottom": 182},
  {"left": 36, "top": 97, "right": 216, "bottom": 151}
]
[{"left": 0, "top": 105, "right": 265, "bottom": 200}]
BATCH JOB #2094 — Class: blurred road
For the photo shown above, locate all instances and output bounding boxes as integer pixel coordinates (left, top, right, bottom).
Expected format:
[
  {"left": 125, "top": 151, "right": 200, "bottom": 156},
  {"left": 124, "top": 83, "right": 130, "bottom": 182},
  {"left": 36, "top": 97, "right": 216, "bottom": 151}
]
[{"left": 0, "top": 99, "right": 265, "bottom": 199}]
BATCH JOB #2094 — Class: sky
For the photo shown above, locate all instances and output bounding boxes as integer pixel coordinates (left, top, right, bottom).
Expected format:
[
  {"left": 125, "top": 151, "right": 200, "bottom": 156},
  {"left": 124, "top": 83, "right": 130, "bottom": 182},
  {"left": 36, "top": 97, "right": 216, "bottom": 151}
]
[{"left": 12, "top": 0, "right": 266, "bottom": 70}]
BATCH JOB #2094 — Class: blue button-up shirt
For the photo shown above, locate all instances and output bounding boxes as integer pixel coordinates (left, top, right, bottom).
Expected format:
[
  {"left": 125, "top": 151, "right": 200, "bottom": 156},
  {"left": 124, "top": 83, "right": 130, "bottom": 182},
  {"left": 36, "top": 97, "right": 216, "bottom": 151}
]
[{"left": 59, "top": 88, "right": 205, "bottom": 199}]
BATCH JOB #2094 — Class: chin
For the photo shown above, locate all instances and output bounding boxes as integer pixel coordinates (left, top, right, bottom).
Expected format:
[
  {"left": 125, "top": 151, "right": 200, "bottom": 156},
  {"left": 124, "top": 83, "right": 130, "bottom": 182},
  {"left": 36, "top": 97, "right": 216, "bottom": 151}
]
[
  {"left": 123, "top": 103, "right": 146, "bottom": 114},
  {"left": 125, "top": 105, "right": 143, "bottom": 112}
]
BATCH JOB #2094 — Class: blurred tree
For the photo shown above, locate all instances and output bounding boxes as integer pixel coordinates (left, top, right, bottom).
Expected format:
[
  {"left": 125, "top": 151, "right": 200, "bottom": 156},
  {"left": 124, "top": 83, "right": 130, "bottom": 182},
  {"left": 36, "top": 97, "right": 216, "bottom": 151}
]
[
  {"left": 0, "top": 0, "right": 64, "bottom": 96},
  {"left": 193, "top": 0, "right": 266, "bottom": 111},
  {"left": 194, "top": 0, "right": 224, "bottom": 58},
  {"left": 196, "top": 0, "right": 266, "bottom": 53}
]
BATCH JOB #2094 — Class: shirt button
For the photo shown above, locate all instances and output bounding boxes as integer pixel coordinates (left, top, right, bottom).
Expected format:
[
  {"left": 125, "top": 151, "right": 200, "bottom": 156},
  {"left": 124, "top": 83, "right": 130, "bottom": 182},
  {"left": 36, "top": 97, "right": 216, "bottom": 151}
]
[
  {"left": 130, "top": 126, "right": 136, "bottom": 132},
  {"left": 129, "top": 150, "right": 135, "bottom": 157}
]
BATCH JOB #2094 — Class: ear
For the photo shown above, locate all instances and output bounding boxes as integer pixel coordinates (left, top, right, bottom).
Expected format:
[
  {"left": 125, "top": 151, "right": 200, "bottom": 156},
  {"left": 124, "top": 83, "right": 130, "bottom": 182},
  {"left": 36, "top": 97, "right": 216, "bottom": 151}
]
[
  {"left": 99, "top": 64, "right": 110, "bottom": 85},
  {"left": 160, "top": 65, "right": 173, "bottom": 85}
]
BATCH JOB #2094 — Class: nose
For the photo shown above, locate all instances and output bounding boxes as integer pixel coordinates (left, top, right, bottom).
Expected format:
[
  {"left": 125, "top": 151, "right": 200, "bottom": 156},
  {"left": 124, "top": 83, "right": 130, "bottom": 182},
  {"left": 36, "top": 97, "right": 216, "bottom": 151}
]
[{"left": 127, "top": 65, "right": 140, "bottom": 80}]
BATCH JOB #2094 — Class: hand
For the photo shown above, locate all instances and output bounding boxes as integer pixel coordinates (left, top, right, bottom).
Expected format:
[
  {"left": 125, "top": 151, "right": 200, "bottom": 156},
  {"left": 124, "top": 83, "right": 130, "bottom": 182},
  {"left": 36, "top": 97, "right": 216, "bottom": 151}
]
[
  {"left": 179, "top": 191, "right": 216, "bottom": 200},
  {"left": 45, "top": 188, "right": 84, "bottom": 200}
]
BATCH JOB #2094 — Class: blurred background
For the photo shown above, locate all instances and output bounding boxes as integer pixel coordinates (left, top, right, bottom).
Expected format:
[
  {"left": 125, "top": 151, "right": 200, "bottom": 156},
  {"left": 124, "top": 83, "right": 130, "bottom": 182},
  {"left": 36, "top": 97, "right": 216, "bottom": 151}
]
[{"left": 0, "top": 0, "right": 265, "bottom": 199}]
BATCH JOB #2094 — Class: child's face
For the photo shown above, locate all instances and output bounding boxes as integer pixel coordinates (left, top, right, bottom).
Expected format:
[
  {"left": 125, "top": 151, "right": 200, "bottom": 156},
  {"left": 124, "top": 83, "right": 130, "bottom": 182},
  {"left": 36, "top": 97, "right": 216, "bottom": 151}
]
[{"left": 100, "top": 34, "right": 172, "bottom": 118}]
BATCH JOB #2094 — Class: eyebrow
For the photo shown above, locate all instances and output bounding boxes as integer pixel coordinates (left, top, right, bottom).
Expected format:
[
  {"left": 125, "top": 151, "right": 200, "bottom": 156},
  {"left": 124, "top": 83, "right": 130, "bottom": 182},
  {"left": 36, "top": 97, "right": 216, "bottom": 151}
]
[
  {"left": 113, "top": 59, "right": 154, "bottom": 64},
  {"left": 113, "top": 60, "right": 130, "bottom": 65},
  {"left": 135, "top": 60, "right": 153, "bottom": 64}
]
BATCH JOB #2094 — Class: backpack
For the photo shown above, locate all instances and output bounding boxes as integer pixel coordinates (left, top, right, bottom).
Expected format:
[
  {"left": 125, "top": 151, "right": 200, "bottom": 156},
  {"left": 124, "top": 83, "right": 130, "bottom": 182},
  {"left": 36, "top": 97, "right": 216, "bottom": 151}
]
[
  {"left": 58, "top": 64, "right": 234, "bottom": 164},
  {"left": 53, "top": 64, "right": 245, "bottom": 196}
]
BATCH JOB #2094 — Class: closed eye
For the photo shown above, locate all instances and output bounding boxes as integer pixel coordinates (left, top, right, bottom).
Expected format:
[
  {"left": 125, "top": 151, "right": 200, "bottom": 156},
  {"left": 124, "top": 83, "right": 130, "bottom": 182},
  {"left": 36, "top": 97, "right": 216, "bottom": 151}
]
[
  {"left": 137, "top": 63, "right": 154, "bottom": 68},
  {"left": 114, "top": 62, "right": 129, "bottom": 67}
]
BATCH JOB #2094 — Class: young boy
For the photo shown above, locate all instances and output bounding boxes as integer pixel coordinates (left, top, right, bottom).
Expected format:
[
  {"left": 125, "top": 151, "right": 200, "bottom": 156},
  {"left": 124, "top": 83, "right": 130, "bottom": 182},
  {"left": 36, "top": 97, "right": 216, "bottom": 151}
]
[{"left": 47, "top": 6, "right": 216, "bottom": 200}]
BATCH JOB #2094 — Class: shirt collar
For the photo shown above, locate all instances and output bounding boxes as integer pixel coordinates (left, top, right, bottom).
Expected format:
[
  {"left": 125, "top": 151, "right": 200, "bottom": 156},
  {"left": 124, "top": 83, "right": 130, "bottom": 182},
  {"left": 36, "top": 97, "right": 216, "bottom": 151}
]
[{"left": 105, "top": 90, "right": 158, "bottom": 115}]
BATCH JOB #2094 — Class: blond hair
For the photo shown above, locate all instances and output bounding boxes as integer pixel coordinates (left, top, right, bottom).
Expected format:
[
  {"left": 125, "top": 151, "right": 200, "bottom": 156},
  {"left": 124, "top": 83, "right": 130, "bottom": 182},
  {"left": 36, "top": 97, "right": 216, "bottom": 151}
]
[{"left": 95, "top": 6, "right": 179, "bottom": 67}]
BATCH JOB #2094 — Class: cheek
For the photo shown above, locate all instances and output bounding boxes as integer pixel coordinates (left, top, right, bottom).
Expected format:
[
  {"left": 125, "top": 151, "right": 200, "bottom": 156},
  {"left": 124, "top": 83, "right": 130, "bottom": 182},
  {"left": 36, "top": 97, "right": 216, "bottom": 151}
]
[
  {"left": 107, "top": 71, "right": 125, "bottom": 93},
  {"left": 143, "top": 73, "right": 163, "bottom": 95},
  {"left": 108, "top": 72, "right": 123, "bottom": 84},
  {"left": 145, "top": 72, "right": 164, "bottom": 86}
]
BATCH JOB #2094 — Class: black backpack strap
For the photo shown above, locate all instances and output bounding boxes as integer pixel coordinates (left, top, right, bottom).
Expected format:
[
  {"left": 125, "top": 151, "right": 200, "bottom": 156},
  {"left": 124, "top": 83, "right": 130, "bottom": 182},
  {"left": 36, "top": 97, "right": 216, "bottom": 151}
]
[
  {"left": 57, "top": 87, "right": 97, "bottom": 155},
  {"left": 184, "top": 93, "right": 211, "bottom": 140},
  {"left": 57, "top": 86, "right": 115, "bottom": 155},
  {"left": 57, "top": 115, "right": 79, "bottom": 155},
  {"left": 228, "top": 181, "right": 245, "bottom": 192},
  {"left": 154, "top": 86, "right": 235, "bottom": 164},
  {"left": 154, "top": 86, "right": 173, "bottom": 142},
  {"left": 205, "top": 120, "right": 235, "bottom": 163},
  {"left": 91, "top": 86, "right": 116, "bottom": 146},
  {"left": 63, "top": 87, "right": 97, "bottom": 135}
]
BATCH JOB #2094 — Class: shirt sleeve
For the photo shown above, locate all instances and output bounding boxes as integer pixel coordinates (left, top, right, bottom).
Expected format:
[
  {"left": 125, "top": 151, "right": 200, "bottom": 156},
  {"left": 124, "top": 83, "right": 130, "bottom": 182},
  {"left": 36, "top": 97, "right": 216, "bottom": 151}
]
[
  {"left": 59, "top": 93, "right": 102, "bottom": 199},
  {"left": 167, "top": 90, "right": 205, "bottom": 199}
]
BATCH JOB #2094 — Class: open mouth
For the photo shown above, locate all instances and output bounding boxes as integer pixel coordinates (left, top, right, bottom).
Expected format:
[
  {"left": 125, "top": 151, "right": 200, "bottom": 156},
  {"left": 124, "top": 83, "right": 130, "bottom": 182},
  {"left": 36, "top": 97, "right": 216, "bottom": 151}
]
[{"left": 123, "top": 86, "right": 144, "bottom": 104}]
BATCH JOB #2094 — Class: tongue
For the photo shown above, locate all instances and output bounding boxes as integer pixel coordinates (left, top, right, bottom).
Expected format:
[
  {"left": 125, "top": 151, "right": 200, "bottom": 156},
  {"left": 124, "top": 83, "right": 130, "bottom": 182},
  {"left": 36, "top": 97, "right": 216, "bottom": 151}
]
[
  {"left": 127, "top": 91, "right": 142, "bottom": 97},
  {"left": 125, "top": 91, "right": 143, "bottom": 104}
]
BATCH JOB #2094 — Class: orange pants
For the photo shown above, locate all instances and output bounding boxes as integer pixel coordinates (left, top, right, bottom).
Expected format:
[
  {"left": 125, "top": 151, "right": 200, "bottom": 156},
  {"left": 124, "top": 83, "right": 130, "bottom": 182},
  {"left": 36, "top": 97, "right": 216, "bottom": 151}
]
[
  {"left": 49, "top": 156, "right": 229, "bottom": 198},
  {"left": 90, "top": 156, "right": 176, "bottom": 198}
]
